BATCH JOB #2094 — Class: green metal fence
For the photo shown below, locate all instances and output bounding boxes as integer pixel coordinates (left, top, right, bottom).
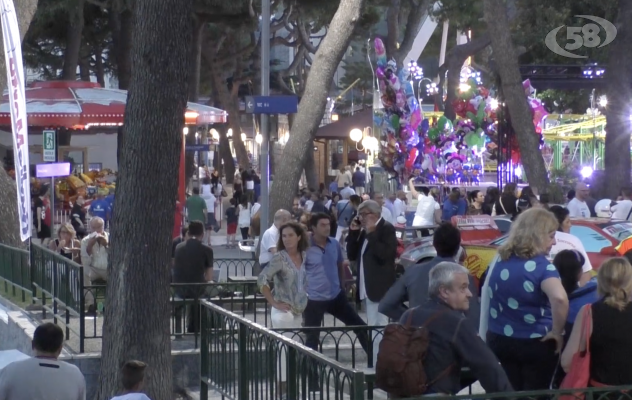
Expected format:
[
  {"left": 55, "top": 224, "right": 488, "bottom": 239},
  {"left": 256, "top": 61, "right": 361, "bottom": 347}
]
[
  {"left": 199, "top": 300, "right": 366, "bottom": 400},
  {"left": 30, "top": 243, "right": 86, "bottom": 350},
  {"left": 420, "top": 386, "right": 632, "bottom": 400},
  {"left": 0, "top": 243, "right": 31, "bottom": 303}
]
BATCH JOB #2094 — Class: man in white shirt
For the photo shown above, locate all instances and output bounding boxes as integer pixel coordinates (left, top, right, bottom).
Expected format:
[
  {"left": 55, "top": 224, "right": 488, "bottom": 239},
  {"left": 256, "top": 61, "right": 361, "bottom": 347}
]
[
  {"left": 567, "top": 182, "right": 592, "bottom": 218},
  {"left": 0, "top": 323, "right": 86, "bottom": 400},
  {"left": 611, "top": 187, "right": 632, "bottom": 221},
  {"left": 81, "top": 217, "right": 109, "bottom": 315},
  {"left": 258, "top": 209, "right": 291, "bottom": 268},
  {"left": 393, "top": 191, "right": 407, "bottom": 219}
]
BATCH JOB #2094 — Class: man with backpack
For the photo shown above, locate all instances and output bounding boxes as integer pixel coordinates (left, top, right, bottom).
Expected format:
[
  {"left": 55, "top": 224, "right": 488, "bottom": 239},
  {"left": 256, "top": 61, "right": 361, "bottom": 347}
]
[{"left": 376, "top": 262, "right": 512, "bottom": 397}]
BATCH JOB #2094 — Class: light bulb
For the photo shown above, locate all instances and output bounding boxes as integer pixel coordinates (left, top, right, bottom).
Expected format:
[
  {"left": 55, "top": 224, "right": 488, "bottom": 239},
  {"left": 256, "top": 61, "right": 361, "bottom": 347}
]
[
  {"left": 183, "top": 127, "right": 189, "bottom": 135},
  {"left": 349, "top": 128, "right": 363, "bottom": 142},
  {"left": 255, "top": 133, "right": 262, "bottom": 144}
]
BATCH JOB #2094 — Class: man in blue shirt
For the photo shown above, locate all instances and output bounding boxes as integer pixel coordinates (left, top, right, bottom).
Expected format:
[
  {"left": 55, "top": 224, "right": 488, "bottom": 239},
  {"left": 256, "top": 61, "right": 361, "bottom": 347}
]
[
  {"left": 442, "top": 189, "right": 467, "bottom": 221},
  {"left": 304, "top": 213, "right": 369, "bottom": 355},
  {"left": 89, "top": 193, "right": 111, "bottom": 224}
]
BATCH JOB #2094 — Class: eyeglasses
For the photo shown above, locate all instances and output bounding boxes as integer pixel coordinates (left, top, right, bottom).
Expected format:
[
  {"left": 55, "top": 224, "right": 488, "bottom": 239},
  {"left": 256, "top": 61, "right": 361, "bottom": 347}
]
[{"left": 358, "top": 212, "right": 373, "bottom": 218}]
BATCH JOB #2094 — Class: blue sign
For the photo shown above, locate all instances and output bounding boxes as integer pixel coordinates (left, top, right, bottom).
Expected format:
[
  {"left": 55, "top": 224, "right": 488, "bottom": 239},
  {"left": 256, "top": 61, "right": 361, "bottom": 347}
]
[
  {"left": 185, "top": 144, "right": 211, "bottom": 152},
  {"left": 245, "top": 96, "right": 298, "bottom": 114}
]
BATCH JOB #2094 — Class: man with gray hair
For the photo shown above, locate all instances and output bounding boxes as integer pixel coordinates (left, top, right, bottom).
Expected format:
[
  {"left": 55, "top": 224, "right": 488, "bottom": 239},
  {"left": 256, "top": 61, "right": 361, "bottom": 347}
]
[
  {"left": 348, "top": 199, "right": 398, "bottom": 363},
  {"left": 259, "top": 209, "right": 291, "bottom": 268},
  {"left": 81, "top": 217, "right": 109, "bottom": 316},
  {"left": 397, "top": 262, "right": 512, "bottom": 395}
]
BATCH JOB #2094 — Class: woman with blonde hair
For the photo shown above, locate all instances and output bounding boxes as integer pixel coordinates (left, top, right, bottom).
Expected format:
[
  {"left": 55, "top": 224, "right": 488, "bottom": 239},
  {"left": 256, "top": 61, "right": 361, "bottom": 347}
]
[
  {"left": 561, "top": 257, "right": 632, "bottom": 386},
  {"left": 48, "top": 223, "right": 81, "bottom": 262},
  {"left": 482, "top": 208, "right": 569, "bottom": 390}
]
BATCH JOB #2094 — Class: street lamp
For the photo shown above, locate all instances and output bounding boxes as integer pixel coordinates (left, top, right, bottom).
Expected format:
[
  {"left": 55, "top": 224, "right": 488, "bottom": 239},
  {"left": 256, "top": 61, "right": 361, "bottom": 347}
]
[
  {"left": 210, "top": 128, "right": 219, "bottom": 141},
  {"left": 255, "top": 133, "right": 263, "bottom": 144},
  {"left": 407, "top": 61, "right": 423, "bottom": 80},
  {"left": 350, "top": 128, "right": 363, "bottom": 143},
  {"left": 227, "top": 128, "right": 233, "bottom": 138},
  {"left": 241, "top": 133, "right": 247, "bottom": 142},
  {"left": 183, "top": 127, "right": 189, "bottom": 135}
]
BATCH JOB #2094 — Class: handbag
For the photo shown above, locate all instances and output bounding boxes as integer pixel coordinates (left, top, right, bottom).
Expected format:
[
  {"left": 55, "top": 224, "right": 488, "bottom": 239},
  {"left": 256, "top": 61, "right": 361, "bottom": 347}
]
[{"left": 560, "top": 305, "right": 592, "bottom": 399}]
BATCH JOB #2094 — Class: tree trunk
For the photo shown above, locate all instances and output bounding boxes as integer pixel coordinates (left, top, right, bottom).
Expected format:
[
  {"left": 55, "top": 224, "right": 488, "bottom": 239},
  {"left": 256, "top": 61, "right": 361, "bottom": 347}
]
[
  {"left": 96, "top": 0, "right": 192, "bottom": 399},
  {"left": 604, "top": 0, "right": 632, "bottom": 198},
  {"left": 0, "top": 0, "right": 38, "bottom": 247},
  {"left": 94, "top": 48, "right": 106, "bottom": 86},
  {"left": 78, "top": 44, "right": 91, "bottom": 81},
  {"left": 217, "top": 124, "right": 236, "bottom": 182},
  {"left": 109, "top": 7, "right": 133, "bottom": 89},
  {"left": 438, "top": 35, "right": 491, "bottom": 121},
  {"left": 61, "top": 0, "right": 85, "bottom": 80},
  {"left": 483, "top": 0, "right": 549, "bottom": 193},
  {"left": 210, "top": 67, "right": 250, "bottom": 169},
  {"left": 304, "top": 149, "right": 318, "bottom": 191},
  {"left": 269, "top": 0, "right": 365, "bottom": 222},
  {"left": 188, "top": 15, "right": 203, "bottom": 102}
]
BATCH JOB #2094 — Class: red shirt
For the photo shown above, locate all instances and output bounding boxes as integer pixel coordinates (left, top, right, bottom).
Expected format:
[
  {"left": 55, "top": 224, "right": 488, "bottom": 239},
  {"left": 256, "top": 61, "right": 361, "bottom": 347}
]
[{"left": 173, "top": 201, "right": 183, "bottom": 239}]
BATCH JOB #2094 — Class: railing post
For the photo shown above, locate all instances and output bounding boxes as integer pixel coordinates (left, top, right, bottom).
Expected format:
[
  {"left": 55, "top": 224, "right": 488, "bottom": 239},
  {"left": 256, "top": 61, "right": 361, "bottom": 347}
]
[
  {"left": 29, "top": 244, "right": 36, "bottom": 305},
  {"left": 52, "top": 258, "right": 58, "bottom": 325},
  {"left": 237, "top": 322, "right": 249, "bottom": 400},
  {"left": 200, "top": 303, "right": 209, "bottom": 400},
  {"left": 351, "top": 371, "right": 365, "bottom": 400},
  {"left": 287, "top": 347, "right": 298, "bottom": 400},
  {"left": 79, "top": 265, "right": 85, "bottom": 354}
]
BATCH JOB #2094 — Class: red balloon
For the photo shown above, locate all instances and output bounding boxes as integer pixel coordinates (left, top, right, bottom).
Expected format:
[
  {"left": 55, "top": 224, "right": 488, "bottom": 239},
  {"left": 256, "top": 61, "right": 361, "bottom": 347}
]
[{"left": 406, "top": 148, "right": 419, "bottom": 169}]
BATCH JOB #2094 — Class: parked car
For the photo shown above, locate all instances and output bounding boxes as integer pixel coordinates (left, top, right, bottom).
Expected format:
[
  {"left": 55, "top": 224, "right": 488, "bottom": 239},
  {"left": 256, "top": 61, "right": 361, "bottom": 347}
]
[
  {"left": 396, "top": 215, "right": 505, "bottom": 269},
  {"left": 462, "top": 218, "right": 630, "bottom": 282}
]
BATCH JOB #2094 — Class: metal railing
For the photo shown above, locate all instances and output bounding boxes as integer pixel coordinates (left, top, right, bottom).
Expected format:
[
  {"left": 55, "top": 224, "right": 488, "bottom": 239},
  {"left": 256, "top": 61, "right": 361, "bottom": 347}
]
[
  {"left": 199, "top": 300, "right": 366, "bottom": 400},
  {"left": 0, "top": 243, "right": 31, "bottom": 302},
  {"left": 30, "top": 243, "right": 86, "bottom": 350},
  {"left": 81, "top": 282, "right": 270, "bottom": 351}
]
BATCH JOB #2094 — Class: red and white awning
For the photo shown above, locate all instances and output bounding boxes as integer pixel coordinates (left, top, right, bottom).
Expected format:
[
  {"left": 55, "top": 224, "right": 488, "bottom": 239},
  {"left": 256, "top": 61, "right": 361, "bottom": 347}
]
[{"left": 0, "top": 80, "right": 228, "bottom": 129}]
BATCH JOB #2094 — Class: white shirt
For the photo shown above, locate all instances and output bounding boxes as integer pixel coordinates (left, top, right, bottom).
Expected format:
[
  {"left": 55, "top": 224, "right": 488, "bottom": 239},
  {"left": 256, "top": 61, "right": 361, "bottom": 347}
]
[
  {"left": 304, "top": 200, "right": 314, "bottom": 212},
  {"left": 412, "top": 194, "right": 438, "bottom": 226},
  {"left": 111, "top": 394, "right": 152, "bottom": 400},
  {"left": 246, "top": 180, "right": 254, "bottom": 190},
  {"left": 0, "top": 357, "right": 86, "bottom": 400},
  {"left": 201, "top": 187, "right": 216, "bottom": 214},
  {"left": 81, "top": 231, "right": 109, "bottom": 271},
  {"left": 251, "top": 203, "right": 261, "bottom": 218},
  {"left": 238, "top": 204, "right": 251, "bottom": 227},
  {"left": 340, "top": 186, "right": 355, "bottom": 199},
  {"left": 550, "top": 231, "right": 593, "bottom": 273},
  {"left": 567, "top": 198, "right": 591, "bottom": 218},
  {"left": 611, "top": 199, "right": 632, "bottom": 220},
  {"left": 259, "top": 225, "right": 279, "bottom": 265},
  {"left": 381, "top": 206, "right": 394, "bottom": 224},
  {"left": 393, "top": 198, "right": 406, "bottom": 218},
  {"left": 359, "top": 218, "right": 382, "bottom": 301}
]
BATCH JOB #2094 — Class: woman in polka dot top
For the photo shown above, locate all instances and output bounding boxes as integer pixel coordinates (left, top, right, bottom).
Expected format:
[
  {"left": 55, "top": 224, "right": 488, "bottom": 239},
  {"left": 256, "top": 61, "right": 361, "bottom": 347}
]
[{"left": 484, "top": 208, "right": 570, "bottom": 391}]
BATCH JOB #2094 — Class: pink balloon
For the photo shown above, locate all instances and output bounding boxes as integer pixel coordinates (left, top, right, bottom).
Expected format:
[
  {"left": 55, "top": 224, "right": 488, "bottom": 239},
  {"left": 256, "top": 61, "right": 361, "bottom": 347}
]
[
  {"left": 376, "top": 67, "right": 385, "bottom": 80},
  {"left": 396, "top": 91, "right": 406, "bottom": 108}
]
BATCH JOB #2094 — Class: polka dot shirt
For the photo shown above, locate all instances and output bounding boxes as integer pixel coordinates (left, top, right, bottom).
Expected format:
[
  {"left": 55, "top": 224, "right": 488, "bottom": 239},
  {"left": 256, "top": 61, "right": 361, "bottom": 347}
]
[{"left": 487, "top": 254, "right": 560, "bottom": 339}]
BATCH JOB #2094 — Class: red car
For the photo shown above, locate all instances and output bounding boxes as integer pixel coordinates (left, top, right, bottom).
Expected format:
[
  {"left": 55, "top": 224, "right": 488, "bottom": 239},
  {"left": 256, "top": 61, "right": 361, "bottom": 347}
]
[{"left": 464, "top": 218, "right": 630, "bottom": 281}]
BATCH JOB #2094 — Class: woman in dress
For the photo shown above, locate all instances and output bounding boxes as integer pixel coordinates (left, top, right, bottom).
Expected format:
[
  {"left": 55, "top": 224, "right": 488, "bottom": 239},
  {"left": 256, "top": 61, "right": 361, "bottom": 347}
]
[
  {"left": 483, "top": 208, "right": 569, "bottom": 391},
  {"left": 237, "top": 197, "right": 251, "bottom": 240}
]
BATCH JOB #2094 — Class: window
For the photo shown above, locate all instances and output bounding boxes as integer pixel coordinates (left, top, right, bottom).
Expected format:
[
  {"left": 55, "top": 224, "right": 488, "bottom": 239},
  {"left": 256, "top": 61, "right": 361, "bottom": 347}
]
[
  {"left": 89, "top": 163, "right": 102, "bottom": 171},
  {"left": 570, "top": 226, "right": 611, "bottom": 253}
]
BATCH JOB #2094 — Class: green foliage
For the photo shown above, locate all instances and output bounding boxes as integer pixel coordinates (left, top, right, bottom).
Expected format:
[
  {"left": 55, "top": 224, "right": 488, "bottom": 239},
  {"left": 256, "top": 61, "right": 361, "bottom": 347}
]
[{"left": 538, "top": 89, "right": 592, "bottom": 114}]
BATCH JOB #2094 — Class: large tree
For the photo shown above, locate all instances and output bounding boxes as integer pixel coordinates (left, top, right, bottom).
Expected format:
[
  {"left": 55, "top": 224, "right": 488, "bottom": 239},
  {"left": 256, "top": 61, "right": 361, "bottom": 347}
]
[
  {"left": 0, "top": 0, "right": 38, "bottom": 247},
  {"left": 604, "top": 0, "right": 632, "bottom": 197},
  {"left": 483, "top": 0, "right": 549, "bottom": 192},
  {"left": 269, "top": 0, "right": 365, "bottom": 219},
  {"left": 96, "top": 0, "right": 192, "bottom": 399}
]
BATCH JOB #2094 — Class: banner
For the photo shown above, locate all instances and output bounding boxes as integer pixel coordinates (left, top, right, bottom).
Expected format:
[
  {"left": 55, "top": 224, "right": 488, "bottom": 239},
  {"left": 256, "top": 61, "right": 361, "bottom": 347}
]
[{"left": 1, "top": 0, "right": 31, "bottom": 241}]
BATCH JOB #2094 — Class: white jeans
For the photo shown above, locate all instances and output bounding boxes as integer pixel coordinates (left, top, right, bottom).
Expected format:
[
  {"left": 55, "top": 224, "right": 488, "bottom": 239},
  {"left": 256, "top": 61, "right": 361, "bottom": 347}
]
[
  {"left": 271, "top": 308, "right": 303, "bottom": 381},
  {"left": 364, "top": 298, "right": 389, "bottom": 366}
]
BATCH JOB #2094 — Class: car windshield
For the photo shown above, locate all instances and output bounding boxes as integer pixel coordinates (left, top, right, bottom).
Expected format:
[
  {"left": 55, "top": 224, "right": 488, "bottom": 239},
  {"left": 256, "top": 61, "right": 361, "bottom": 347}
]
[{"left": 599, "top": 222, "right": 632, "bottom": 242}]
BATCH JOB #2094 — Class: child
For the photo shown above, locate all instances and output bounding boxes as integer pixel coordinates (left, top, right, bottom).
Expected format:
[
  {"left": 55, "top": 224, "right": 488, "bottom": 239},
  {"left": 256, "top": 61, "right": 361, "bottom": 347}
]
[
  {"left": 110, "top": 360, "right": 151, "bottom": 400},
  {"left": 225, "top": 198, "right": 238, "bottom": 248}
]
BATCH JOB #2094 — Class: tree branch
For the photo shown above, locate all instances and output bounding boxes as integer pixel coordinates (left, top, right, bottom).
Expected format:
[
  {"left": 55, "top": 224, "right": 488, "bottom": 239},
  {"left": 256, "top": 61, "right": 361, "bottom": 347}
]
[
  {"left": 439, "top": 33, "right": 491, "bottom": 120},
  {"left": 395, "top": 0, "right": 433, "bottom": 64},
  {"left": 297, "top": 19, "right": 317, "bottom": 54}
]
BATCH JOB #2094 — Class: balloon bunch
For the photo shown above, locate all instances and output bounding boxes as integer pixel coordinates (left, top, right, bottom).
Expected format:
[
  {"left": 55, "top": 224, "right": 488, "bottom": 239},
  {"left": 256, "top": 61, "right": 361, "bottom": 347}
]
[{"left": 373, "top": 38, "right": 423, "bottom": 179}]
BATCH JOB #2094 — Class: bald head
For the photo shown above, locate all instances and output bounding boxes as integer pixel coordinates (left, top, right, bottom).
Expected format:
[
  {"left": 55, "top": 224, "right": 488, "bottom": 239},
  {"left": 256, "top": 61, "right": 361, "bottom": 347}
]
[
  {"left": 575, "top": 182, "right": 590, "bottom": 201},
  {"left": 274, "top": 209, "right": 291, "bottom": 228}
]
